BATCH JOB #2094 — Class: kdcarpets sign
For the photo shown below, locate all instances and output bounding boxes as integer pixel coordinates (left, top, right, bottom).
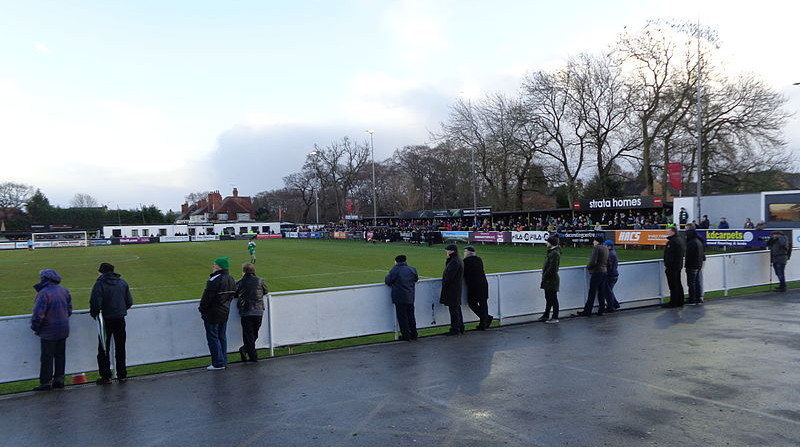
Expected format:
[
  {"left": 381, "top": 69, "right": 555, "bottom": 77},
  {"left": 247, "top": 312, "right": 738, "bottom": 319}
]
[
  {"left": 698, "top": 230, "right": 771, "bottom": 247},
  {"left": 614, "top": 230, "right": 670, "bottom": 246}
]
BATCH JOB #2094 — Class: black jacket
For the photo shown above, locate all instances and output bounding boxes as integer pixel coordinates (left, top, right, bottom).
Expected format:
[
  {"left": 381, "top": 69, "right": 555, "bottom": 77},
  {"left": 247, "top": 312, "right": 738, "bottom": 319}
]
[
  {"left": 199, "top": 269, "right": 237, "bottom": 324},
  {"left": 384, "top": 262, "right": 419, "bottom": 304},
  {"left": 768, "top": 233, "right": 791, "bottom": 265},
  {"left": 463, "top": 255, "right": 488, "bottom": 302},
  {"left": 90, "top": 272, "right": 133, "bottom": 319},
  {"left": 439, "top": 253, "right": 464, "bottom": 307},
  {"left": 540, "top": 246, "right": 561, "bottom": 292},
  {"left": 684, "top": 230, "right": 706, "bottom": 270},
  {"left": 235, "top": 273, "right": 268, "bottom": 317},
  {"left": 663, "top": 234, "right": 686, "bottom": 270}
]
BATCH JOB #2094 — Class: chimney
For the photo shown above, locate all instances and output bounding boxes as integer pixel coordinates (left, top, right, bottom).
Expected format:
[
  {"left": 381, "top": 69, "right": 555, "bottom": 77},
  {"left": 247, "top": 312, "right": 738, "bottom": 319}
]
[
  {"left": 181, "top": 203, "right": 189, "bottom": 214},
  {"left": 209, "top": 191, "right": 222, "bottom": 212},
  {"left": 233, "top": 187, "right": 239, "bottom": 197}
]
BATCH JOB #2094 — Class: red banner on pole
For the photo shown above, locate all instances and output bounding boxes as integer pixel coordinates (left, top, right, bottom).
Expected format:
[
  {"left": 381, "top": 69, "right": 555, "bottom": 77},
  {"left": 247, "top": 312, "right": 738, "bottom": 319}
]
[{"left": 667, "top": 162, "right": 683, "bottom": 191}]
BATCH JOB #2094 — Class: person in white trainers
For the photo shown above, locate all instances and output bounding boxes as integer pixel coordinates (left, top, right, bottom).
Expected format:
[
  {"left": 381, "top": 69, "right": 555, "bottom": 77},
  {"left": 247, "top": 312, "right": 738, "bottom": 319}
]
[{"left": 538, "top": 235, "right": 561, "bottom": 323}]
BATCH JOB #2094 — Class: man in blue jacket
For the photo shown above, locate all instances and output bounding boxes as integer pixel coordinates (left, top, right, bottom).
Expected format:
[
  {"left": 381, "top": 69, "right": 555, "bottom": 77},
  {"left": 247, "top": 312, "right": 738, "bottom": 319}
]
[
  {"left": 90, "top": 262, "right": 134, "bottom": 384},
  {"left": 31, "top": 269, "right": 72, "bottom": 391},
  {"left": 385, "top": 255, "right": 419, "bottom": 341}
]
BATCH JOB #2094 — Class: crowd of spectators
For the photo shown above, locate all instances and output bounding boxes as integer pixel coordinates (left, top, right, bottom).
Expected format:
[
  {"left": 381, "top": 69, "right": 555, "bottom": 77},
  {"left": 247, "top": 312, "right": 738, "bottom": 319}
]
[{"left": 315, "top": 210, "right": 675, "bottom": 233}]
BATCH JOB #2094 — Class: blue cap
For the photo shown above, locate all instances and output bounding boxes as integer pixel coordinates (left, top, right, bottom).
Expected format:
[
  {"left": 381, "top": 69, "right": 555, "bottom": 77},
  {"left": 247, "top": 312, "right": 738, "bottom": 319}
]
[{"left": 603, "top": 240, "right": 614, "bottom": 246}]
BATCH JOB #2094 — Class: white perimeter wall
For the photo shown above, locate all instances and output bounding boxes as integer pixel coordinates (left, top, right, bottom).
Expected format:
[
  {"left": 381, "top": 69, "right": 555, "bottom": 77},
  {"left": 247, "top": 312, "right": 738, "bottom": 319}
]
[{"left": 1, "top": 250, "right": 795, "bottom": 383}]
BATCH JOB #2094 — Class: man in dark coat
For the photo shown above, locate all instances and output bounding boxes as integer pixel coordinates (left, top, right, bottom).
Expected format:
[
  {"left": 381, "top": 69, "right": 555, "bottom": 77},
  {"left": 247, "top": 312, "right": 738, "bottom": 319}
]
[
  {"left": 603, "top": 240, "right": 621, "bottom": 311},
  {"left": 385, "top": 254, "right": 419, "bottom": 341},
  {"left": 199, "top": 257, "right": 237, "bottom": 370},
  {"left": 576, "top": 236, "right": 609, "bottom": 316},
  {"left": 30, "top": 269, "right": 72, "bottom": 391},
  {"left": 90, "top": 262, "right": 134, "bottom": 384},
  {"left": 698, "top": 215, "right": 711, "bottom": 229},
  {"left": 440, "top": 244, "right": 464, "bottom": 335},
  {"left": 767, "top": 231, "right": 791, "bottom": 292},
  {"left": 662, "top": 227, "right": 686, "bottom": 307},
  {"left": 684, "top": 229, "right": 705, "bottom": 304},
  {"left": 235, "top": 263, "right": 268, "bottom": 363},
  {"left": 463, "top": 246, "right": 493, "bottom": 330},
  {"left": 538, "top": 235, "right": 561, "bottom": 323}
]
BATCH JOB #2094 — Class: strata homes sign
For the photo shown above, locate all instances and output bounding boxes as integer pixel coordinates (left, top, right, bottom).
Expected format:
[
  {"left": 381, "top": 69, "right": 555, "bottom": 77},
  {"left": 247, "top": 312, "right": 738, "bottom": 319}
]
[{"left": 572, "top": 196, "right": 663, "bottom": 211}]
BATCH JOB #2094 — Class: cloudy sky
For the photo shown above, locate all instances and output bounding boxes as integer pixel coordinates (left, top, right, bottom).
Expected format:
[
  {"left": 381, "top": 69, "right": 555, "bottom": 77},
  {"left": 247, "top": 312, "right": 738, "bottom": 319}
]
[{"left": 1, "top": 0, "right": 798, "bottom": 211}]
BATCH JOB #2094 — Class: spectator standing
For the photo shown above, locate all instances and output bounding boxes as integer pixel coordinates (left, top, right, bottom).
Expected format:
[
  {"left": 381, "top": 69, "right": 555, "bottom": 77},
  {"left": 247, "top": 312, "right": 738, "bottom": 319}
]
[
  {"left": 698, "top": 215, "right": 710, "bottom": 229},
  {"left": 662, "top": 227, "right": 686, "bottom": 307},
  {"left": 604, "top": 240, "right": 621, "bottom": 311},
  {"left": 743, "top": 218, "right": 755, "bottom": 229},
  {"left": 684, "top": 229, "right": 705, "bottom": 305},
  {"left": 235, "top": 263, "right": 267, "bottom": 363},
  {"left": 538, "top": 236, "right": 561, "bottom": 323},
  {"left": 678, "top": 207, "right": 689, "bottom": 228},
  {"left": 463, "top": 246, "right": 493, "bottom": 330},
  {"left": 384, "top": 255, "right": 419, "bottom": 341},
  {"left": 718, "top": 217, "right": 730, "bottom": 229},
  {"left": 440, "top": 244, "right": 465, "bottom": 335},
  {"left": 30, "top": 269, "right": 72, "bottom": 391},
  {"left": 576, "top": 237, "right": 609, "bottom": 317},
  {"left": 199, "top": 257, "right": 237, "bottom": 370},
  {"left": 90, "top": 263, "right": 133, "bottom": 385},
  {"left": 767, "top": 231, "right": 791, "bottom": 292}
]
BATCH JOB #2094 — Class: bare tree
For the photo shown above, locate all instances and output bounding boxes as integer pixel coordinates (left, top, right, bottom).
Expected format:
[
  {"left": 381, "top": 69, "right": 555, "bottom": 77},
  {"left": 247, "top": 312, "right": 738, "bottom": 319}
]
[
  {"left": 184, "top": 191, "right": 211, "bottom": 205},
  {"left": 0, "top": 182, "right": 35, "bottom": 209},
  {"left": 522, "top": 69, "right": 588, "bottom": 208},
  {"left": 308, "top": 137, "right": 370, "bottom": 219},
  {"left": 565, "top": 52, "right": 638, "bottom": 196},
  {"left": 70, "top": 193, "right": 99, "bottom": 208}
]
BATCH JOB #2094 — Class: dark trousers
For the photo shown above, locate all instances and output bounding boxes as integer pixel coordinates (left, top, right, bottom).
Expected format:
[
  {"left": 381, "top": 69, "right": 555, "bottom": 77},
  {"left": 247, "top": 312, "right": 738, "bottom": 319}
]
[
  {"left": 543, "top": 290, "right": 559, "bottom": 319},
  {"left": 583, "top": 272, "right": 608, "bottom": 314},
  {"left": 773, "top": 263, "right": 786, "bottom": 288},
  {"left": 97, "top": 317, "right": 127, "bottom": 380},
  {"left": 448, "top": 305, "right": 464, "bottom": 333},
  {"left": 394, "top": 303, "right": 418, "bottom": 339},
  {"left": 686, "top": 269, "right": 702, "bottom": 302},
  {"left": 467, "top": 297, "right": 490, "bottom": 326},
  {"left": 665, "top": 268, "right": 685, "bottom": 306},
  {"left": 606, "top": 275, "right": 619, "bottom": 309},
  {"left": 39, "top": 338, "right": 66, "bottom": 385},
  {"left": 240, "top": 315, "right": 263, "bottom": 362}
]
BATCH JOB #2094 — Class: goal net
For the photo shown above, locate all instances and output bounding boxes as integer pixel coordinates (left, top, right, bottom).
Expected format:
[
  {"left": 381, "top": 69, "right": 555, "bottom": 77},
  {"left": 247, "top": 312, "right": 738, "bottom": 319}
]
[{"left": 31, "top": 231, "right": 89, "bottom": 248}]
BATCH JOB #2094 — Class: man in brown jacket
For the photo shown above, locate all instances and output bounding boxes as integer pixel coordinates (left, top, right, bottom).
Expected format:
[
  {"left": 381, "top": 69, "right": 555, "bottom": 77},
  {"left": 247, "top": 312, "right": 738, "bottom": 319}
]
[{"left": 576, "top": 236, "right": 609, "bottom": 317}]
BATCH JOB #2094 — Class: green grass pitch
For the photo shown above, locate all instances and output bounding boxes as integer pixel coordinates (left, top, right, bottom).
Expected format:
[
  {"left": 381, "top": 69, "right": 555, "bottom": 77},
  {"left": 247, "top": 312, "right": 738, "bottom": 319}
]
[{"left": 0, "top": 239, "right": 667, "bottom": 317}]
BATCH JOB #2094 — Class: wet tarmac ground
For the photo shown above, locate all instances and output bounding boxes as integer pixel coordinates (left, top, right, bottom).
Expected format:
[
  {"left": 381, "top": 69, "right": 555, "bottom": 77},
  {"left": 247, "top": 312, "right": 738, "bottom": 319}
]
[{"left": 2, "top": 290, "right": 799, "bottom": 446}]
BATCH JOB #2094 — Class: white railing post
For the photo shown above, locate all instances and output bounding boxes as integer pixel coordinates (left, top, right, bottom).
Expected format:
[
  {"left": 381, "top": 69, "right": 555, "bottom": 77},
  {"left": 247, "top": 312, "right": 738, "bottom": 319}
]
[
  {"left": 267, "top": 293, "right": 275, "bottom": 357},
  {"left": 723, "top": 255, "right": 729, "bottom": 297}
]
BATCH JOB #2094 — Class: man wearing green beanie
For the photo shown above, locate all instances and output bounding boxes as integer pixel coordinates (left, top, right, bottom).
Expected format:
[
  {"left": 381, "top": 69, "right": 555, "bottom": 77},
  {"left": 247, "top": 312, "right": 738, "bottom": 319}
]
[{"left": 199, "top": 257, "right": 236, "bottom": 370}]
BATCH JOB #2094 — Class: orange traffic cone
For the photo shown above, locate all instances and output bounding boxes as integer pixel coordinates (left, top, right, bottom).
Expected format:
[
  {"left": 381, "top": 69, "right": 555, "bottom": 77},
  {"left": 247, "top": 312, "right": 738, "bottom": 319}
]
[{"left": 71, "top": 373, "right": 88, "bottom": 384}]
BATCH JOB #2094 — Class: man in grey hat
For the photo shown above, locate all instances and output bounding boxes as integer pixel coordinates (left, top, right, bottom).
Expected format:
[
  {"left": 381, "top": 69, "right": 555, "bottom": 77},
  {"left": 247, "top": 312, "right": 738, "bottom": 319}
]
[
  {"left": 440, "top": 244, "right": 464, "bottom": 335},
  {"left": 463, "top": 246, "right": 493, "bottom": 330}
]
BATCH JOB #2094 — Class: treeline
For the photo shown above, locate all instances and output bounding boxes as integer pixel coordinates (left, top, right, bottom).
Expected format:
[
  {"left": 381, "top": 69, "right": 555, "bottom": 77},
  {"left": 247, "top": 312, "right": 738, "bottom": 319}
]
[
  {"left": 254, "top": 22, "right": 793, "bottom": 223},
  {"left": 0, "top": 185, "right": 176, "bottom": 232}
]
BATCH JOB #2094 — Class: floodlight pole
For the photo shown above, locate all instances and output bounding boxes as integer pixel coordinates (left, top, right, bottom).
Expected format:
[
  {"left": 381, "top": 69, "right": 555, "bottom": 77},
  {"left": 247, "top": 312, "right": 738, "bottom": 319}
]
[
  {"left": 366, "top": 130, "right": 377, "bottom": 227},
  {"left": 309, "top": 151, "right": 320, "bottom": 225},
  {"left": 695, "top": 23, "right": 703, "bottom": 224}
]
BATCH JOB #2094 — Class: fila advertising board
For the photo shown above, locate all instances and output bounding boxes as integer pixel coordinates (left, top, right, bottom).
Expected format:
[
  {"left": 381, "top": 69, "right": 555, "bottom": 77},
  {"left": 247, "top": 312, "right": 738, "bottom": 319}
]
[
  {"left": 510, "top": 231, "right": 551, "bottom": 244},
  {"left": 614, "top": 230, "right": 670, "bottom": 245}
]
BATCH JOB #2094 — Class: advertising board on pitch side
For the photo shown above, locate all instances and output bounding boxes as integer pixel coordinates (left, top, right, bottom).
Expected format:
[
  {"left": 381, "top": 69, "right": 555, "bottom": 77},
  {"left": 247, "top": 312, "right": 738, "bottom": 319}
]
[
  {"left": 510, "top": 231, "right": 550, "bottom": 244},
  {"left": 614, "top": 230, "right": 670, "bottom": 245}
]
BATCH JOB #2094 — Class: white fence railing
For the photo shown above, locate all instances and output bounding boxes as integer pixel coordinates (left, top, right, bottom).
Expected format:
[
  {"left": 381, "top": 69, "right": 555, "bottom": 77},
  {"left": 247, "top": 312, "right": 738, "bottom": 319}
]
[{"left": 1, "top": 249, "right": 797, "bottom": 383}]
